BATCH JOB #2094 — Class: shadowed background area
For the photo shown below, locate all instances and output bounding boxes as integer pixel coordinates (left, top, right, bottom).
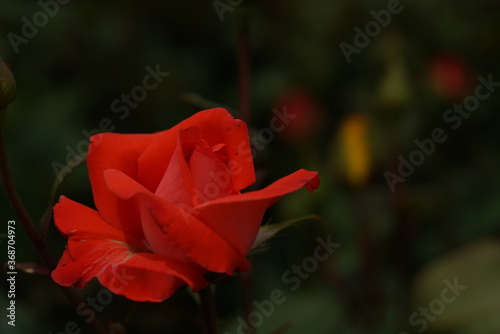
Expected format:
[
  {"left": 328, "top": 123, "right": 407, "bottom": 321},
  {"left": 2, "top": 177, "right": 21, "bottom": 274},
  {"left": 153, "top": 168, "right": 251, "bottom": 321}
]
[{"left": 1, "top": 0, "right": 500, "bottom": 333}]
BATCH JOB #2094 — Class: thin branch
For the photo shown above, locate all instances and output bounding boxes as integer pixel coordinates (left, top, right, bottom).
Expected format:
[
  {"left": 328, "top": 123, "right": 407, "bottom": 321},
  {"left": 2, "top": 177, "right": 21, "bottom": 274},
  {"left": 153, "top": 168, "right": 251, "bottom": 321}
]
[
  {"left": 200, "top": 287, "right": 218, "bottom": 334},
  {"left": 240, "top": 271, "right": 255, "bottom": 333},
  {"left": 0, "top": 132, "right": 108, "bottom": 334},
  {"left": 0, "top": 134, "right": 53, "bottom": 266},
  {"left": 238, "top": 26, "right": 251, "bottom": 124},
  {"left": 40, "top": 152, "right": 87, "bottom": 240}
]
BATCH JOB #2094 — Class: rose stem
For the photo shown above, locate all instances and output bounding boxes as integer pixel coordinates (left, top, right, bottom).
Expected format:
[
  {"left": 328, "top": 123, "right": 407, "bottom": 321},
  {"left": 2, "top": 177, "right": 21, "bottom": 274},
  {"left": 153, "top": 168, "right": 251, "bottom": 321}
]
[
  {"left": 240, "top": 271, "right": 255, "bottom": 332},
  {"left": 0, "top": 135, "right": 53, "bottom": 266},
  {"left": 237, "top": 22, "right": 250, "bottom": 124},
  {"left": 200, "top": 286, "right": 218, "bottom": 334},
  {"left": 237, "top": 9, "right": 256, "bottom": 333},
  {"left": 0, "top": 132, "right": 109, "bottom": 334}
]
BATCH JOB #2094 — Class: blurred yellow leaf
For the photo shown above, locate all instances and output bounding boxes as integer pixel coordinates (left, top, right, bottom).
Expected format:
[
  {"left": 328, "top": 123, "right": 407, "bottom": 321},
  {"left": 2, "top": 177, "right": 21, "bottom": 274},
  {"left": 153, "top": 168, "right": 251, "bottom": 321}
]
[
  {"left": 337, "top": 113, "right": 371, "bottom": 186},
  {"left": 377, "top": 58, "right": 411, "bottom": 107}
]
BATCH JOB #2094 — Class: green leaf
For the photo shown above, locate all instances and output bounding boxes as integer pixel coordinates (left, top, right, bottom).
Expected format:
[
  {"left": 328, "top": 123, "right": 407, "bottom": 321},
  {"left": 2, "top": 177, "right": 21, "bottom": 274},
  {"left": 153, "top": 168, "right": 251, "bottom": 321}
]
[{"left": 252, "top": 214, "right": 322, "bottom": 250}]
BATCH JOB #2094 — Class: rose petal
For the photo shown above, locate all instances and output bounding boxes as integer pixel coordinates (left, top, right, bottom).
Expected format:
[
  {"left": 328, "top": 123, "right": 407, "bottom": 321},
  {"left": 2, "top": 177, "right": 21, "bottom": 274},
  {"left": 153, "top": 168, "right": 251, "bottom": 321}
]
[
  {"left": 143, "top": 199, "right": 250, "bottom": 274},
  {"left": 54, "top": 241, "right": 207, "bottom": 302},
  {"left": 52, "top": 197, "right": 206, "bottom": 302},
  {"left": 52, "top": 197, "right": 144, "bottom": 288},
  {"left": 104, "top": 168, "right": 250, "bottom": 274},
  {"left": 137, "top": 109, "right": 255, "bottom": 193},
  {"left": 102, "top": 168, "right": 185, "bottom": 260},
  {"left": 53, "top": 196, "right": 145, "bottom": 250},
  {"left": 97, "top": 253, "right": 207, "bottom": 302},
  {"left": 193, "top": 169, "right": 320, "bottom": 254},
  {"left": 155, "top": 127, "right": 199, "bottom": 207},
  {"left": 189, "top": 144, "right": 237, "bottom": 205},
  {"left": 88, "top": 132, "right": 161, "bottom": 239},
  {"left": 52, "top": 239, "right": 132, "bottom": 289}
]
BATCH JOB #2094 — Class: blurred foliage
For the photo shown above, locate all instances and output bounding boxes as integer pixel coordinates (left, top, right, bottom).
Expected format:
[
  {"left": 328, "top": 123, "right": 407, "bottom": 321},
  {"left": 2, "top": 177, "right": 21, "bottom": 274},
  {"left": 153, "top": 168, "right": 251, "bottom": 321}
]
[{"left": 1, "top": 0, "right": 500, "bottom": 333}]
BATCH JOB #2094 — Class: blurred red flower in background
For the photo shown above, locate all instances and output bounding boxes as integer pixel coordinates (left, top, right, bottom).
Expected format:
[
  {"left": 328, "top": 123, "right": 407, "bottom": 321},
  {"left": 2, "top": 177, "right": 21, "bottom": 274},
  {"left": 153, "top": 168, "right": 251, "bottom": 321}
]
[
  {"left": 275, "top": 88, "right": 323, "bottom": 144},
  {"left": 427, "top": 52, "right": 472, "bottom": 100}
]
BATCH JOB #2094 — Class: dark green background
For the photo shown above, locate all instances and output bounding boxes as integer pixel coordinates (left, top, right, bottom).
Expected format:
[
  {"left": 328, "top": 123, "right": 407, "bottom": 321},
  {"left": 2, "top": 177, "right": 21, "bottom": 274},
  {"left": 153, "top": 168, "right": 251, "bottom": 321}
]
[{"left": 1, "top": 0, "right": 500, "bottom": 333}]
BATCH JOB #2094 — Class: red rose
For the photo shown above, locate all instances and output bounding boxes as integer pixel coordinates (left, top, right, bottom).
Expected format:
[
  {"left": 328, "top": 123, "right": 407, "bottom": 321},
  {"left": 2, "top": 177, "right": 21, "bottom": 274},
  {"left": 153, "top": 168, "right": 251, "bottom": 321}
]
[{"left": 52, "top": 109, "right": 320, "bottom": 302}]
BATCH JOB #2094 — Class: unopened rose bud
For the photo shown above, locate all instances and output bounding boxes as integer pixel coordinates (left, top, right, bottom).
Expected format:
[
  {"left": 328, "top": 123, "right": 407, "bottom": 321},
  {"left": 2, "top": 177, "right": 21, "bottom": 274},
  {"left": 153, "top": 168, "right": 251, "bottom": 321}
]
[{"left": 0, "top": 57, "right": 17, "bottom": 119}]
